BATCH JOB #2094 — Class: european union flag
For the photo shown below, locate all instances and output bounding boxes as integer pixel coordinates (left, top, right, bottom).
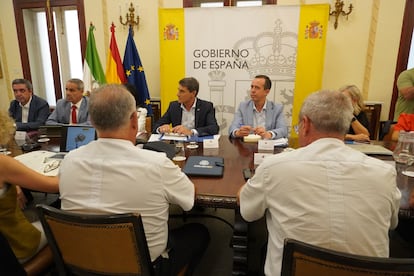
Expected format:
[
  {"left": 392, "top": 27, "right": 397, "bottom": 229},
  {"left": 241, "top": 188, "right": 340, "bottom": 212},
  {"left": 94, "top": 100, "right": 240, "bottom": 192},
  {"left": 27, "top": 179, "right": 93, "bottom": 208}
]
[{"left": 123, "top": 26, "right": 152, "bottom": 115}]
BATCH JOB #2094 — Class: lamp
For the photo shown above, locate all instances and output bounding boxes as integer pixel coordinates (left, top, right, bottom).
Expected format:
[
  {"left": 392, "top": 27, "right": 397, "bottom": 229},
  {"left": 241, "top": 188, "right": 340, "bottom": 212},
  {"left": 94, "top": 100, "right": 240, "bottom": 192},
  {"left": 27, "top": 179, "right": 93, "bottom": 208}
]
[
  {"left": 120, "top": 2, "right": 140, "bottom": 35},
  {"left": 329, "top": 0, "right": 353, "bottom": 30}
]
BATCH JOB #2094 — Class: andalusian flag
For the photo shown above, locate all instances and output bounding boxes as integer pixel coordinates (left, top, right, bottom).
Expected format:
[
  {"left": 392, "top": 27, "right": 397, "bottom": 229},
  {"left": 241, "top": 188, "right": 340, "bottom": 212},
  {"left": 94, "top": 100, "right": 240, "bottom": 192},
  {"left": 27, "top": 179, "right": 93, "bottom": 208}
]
[
  {"left": 83, "top": 24, "right": 106, "bottom": 93},
  {"left": 159, "top": 5, "right": 328, "bottom": 135},
  {"left": 105, "top": 23, "right": 126, "bottom": 84}
]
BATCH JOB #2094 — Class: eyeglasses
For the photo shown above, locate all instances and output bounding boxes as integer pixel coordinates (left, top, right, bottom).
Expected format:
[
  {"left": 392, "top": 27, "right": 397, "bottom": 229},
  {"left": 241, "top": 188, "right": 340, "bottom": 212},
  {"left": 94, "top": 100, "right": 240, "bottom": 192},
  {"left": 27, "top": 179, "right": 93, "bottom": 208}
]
[{"left": 44, "top": 160, "right": 61, "bottom": 173}]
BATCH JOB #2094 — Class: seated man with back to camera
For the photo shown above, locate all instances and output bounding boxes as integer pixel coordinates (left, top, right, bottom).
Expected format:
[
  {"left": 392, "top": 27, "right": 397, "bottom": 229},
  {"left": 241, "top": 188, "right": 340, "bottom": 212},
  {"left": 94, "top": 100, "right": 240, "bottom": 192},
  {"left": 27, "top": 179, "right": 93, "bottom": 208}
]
[
  {"left": 8, "top": 78, "right": 50, "bottom": 131},
  {"left": 238, "top": 90, "right": 400, "bottom": 276},
  {"left": 58, "top": 84, "right": 210, "bottom": 275},
  {"left": 46, "top": 78, "right": 90, "bottom": 125},
  {"left": 229, "top": 74, "right": 287, "bottom": 140},
  {"left": 153, "top": 77, "right": 219, "bottom": 136}
]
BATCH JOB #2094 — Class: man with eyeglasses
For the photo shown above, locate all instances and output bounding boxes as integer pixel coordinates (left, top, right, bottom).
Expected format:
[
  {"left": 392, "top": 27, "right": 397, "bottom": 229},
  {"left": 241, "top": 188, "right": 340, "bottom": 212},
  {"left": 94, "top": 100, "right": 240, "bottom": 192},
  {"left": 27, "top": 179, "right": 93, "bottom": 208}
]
[
  {"left": 153, "top": 77, "right": 219, "bottom": 136},
  {"left": 238, "top": 90, "right": 400, "bottom": 276},
  {"left": 229, "top": 74, "right": 287, "bottom": 140},
  {"left": 46, "top": 78, "right": 90, "bottom": 125},
  {"left": 8, "top": 78, "right": 49, "bottom": 131}
]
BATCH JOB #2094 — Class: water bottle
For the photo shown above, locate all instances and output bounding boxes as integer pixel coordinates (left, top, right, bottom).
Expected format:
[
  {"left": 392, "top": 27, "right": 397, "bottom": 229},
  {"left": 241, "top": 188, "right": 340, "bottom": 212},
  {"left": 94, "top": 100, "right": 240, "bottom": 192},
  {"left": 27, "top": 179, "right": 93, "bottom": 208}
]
[
  {"left": 394, "top": 131, "right": 414, "bottom": 208},
  {"left": 137, "top": 107, "right": 147, "bottom": 132},
  {"left": 393, "top": 131, "right": 410, "bottom": 164}
]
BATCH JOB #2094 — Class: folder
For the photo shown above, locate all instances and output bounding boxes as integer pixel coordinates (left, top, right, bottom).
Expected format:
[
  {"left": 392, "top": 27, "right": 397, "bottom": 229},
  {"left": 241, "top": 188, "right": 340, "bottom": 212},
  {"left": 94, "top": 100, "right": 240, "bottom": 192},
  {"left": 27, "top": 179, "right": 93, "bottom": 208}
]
[{"left": 183, "top": 156, "right": 224, "bottom": 177}]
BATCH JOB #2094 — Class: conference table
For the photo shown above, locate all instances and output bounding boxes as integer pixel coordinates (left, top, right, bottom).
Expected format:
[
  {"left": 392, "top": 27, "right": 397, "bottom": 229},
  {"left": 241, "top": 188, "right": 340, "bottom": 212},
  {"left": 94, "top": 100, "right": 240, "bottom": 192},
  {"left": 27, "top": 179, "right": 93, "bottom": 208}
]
[
  {"left": 8, "top": 135, "right": 412, "bottom": 215},
  {"left": 9, "top": 133, "right": 282, "bottom": 208}
]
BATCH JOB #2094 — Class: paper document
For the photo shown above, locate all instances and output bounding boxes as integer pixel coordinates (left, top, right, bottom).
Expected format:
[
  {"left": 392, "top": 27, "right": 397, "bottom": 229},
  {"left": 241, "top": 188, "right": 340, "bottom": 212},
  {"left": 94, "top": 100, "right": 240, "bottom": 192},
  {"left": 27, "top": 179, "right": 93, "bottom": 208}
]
[
  {"left": 161, "top": 133, "right": 188, "bottom": 141},
  {"left": 346, "top": 144, "right": 393, "bottom": 155},
  {"left": 14, "top": 150, "right": 63, "bottom": 176},
  {"left": 274, "top": 138, "right": 288, "bottom": 146}
]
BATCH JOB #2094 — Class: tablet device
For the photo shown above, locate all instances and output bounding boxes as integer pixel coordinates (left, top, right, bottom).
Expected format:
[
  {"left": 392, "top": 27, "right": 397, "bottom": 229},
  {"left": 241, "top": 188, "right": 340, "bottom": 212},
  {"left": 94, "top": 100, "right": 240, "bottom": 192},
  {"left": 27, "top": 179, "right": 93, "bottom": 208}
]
[{"left": 60, "top": 125, "right": 97, "bottom": 152}]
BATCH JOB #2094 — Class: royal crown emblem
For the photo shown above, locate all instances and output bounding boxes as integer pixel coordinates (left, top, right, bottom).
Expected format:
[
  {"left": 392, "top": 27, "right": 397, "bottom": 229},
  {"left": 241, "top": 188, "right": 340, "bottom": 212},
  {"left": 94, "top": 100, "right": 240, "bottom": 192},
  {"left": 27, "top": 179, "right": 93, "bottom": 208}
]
[{"left": 233, "top": 19, "right": 297, "bottom": 78}]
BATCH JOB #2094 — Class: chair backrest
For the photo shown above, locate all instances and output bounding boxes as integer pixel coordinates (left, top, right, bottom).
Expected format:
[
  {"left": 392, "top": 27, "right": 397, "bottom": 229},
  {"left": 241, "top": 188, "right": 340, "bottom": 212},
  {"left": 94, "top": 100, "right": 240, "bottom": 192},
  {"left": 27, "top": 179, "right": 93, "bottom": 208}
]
[
  {"left": 379, "top": 120, "right": 397, "bottom": 141},
  {"left": 364, "top": 103, "right": 382, "bottom": 140},
  {"left": 281, "top": 238, "right": 414, "bottom": 276},
  {"left": 36, "top": 204, "right": 154, "bottom": 276}
]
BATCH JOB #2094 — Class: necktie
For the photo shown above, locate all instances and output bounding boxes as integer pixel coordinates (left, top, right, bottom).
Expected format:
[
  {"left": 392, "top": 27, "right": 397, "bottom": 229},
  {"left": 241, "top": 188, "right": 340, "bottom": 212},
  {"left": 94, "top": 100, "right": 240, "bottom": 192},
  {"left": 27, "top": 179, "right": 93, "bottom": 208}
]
[{"left": 71, "top": 105, "right": 77, "bottom": 124}]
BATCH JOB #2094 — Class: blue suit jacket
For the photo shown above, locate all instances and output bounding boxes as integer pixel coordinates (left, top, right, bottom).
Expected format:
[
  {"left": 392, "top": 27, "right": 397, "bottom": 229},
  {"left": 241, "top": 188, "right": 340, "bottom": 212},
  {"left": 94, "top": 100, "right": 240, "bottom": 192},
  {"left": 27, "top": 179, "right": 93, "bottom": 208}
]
[
  {"left": 46, "top": 96, "right": 90, "bottom": 125},
  {"left": 153, "top": 98, "right": 219, "bottom": 136},
  {"left": 229, "top": 100, "right": 288, "bottom": 139},
  {"left": 8, "top": 95, "right": 50, "bottom": 131}
]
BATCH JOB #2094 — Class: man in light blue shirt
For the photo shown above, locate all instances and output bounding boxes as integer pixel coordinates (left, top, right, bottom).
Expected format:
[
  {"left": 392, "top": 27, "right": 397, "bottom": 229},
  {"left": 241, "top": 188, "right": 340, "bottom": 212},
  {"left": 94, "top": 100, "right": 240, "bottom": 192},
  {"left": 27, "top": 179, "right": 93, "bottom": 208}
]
[{"left": 229, "top": 75, "right": 287, "bottom": 140}]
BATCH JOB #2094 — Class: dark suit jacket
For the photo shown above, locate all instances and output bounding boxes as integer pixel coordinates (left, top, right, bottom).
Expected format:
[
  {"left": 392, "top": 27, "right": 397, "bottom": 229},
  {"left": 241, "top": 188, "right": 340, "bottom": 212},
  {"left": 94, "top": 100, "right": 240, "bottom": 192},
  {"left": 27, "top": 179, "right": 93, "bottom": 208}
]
[
  {"left": 8, "top": 95, "right": 50, "bottom": 131},
  {"left": 153, "top": 98, "right": 219, "bottom": 136},
  {"left": 46, "top": 97, "right": 90, "bottom": 125}
]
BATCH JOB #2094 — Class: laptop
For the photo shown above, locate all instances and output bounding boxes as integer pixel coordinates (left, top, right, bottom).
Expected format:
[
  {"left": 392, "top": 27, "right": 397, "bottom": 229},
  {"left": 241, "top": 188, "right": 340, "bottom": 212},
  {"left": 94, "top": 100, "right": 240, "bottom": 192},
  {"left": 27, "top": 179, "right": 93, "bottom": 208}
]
[
  {"left": 183, "top": 156, "right": 224, "bottom": 177},
  {"left": 60, "top": 125, "right": 97, "bottom": 152}
]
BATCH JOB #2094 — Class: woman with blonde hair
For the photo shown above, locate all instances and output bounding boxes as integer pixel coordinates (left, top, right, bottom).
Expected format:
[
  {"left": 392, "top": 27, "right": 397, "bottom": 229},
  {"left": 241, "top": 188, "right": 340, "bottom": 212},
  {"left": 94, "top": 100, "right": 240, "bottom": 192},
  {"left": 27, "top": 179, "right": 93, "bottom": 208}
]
[
  {"left": 339, "top": 85, "right": 370, "bottom": 142},
  {"left": 0, "top": 111, "right": 58, "bottom": 265}
]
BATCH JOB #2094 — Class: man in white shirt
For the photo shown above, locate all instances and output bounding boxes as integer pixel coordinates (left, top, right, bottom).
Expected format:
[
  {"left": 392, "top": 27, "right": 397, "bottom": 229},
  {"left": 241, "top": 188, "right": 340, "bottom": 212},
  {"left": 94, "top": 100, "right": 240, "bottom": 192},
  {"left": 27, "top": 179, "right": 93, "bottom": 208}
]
[
  {"left": 153, "top": 77, "right": 219, "bottom": 136},
  {"left": 59, "top": 84, "right": 209, "bottom": 275},
  {"left": 238, "top": 90, "right": 401, "bottom": 276},
  {"left": 8, "top": 78, "right": 49, "bottom": 131}
]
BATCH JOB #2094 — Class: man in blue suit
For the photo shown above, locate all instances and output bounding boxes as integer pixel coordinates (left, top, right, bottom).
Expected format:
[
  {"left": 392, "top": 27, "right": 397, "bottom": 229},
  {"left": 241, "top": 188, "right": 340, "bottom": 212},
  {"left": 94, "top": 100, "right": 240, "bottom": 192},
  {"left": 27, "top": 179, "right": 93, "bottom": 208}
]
[
  {"left": 8, "top": 79, "right": 49, "bottom": 131},
  {"left": 229, "top": 75, "right": 287, "bottom": 140},
  {"left": 46, "top": 78, "right": 90, "bottom": 125},
  {"left": 153, "top": 77, "right": 219, "bottom": 136}
]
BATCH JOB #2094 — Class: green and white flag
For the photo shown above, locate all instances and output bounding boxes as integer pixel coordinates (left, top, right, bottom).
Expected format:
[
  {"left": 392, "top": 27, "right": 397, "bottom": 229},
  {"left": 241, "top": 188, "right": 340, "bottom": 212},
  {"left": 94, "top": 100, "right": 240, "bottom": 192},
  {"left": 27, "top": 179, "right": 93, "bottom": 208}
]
[{"left": 83, "top": 24, "right": 106, "bottom": 93}]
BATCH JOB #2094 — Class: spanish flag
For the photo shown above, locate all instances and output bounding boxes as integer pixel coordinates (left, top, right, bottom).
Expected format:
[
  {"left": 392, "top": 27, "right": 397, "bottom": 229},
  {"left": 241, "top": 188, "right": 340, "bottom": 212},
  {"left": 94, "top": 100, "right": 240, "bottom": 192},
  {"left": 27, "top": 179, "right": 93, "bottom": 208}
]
[{"left": 105, "top": 23, "right": 127, "bottom": 84}]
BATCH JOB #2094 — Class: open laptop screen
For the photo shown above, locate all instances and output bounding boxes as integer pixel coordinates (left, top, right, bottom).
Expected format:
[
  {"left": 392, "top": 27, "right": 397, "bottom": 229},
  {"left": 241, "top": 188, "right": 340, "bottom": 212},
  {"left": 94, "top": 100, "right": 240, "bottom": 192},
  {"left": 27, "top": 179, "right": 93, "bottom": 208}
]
[{"left": 60, "top": 125, "right": 97, "bottom": 152}]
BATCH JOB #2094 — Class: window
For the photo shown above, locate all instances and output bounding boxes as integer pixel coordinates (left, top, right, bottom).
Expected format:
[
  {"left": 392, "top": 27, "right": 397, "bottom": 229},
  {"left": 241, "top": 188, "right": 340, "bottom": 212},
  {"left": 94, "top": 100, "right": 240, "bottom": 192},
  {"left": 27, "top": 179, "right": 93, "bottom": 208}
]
[
  {"left": 184, "top": 0, "right": 276, "bottom": 7},
  {"left": 201, "top": 2, "right": 224, "bottom": 7},
  {"left": 13, "top": 0, "right": 86, "bottom": 106},
  {"left": 237, "top": 1, "right": 262, "bottom": 7},
  {"left": 408, "top": 35, "right": 414, "bottom": 69}
]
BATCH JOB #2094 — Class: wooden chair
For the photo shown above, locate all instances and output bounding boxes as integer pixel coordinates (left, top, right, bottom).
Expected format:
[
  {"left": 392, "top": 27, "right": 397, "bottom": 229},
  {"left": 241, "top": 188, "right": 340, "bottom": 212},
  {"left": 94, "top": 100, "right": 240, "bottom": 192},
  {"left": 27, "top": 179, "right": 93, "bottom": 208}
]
[
  {"left": 145, "top": 115, "right": 153, "bottom": 134},
  {"left": 364, "top": 103, "right": 382, "bottom": 140},
  {"left": 281, "top": 238, "right": 414, "bottom": 276},
  {"left": 379, "top": 120, "right": 397, "bottom": 141},
  {"left": 36, "top": 204, "right": 154, "bottom": 276}
]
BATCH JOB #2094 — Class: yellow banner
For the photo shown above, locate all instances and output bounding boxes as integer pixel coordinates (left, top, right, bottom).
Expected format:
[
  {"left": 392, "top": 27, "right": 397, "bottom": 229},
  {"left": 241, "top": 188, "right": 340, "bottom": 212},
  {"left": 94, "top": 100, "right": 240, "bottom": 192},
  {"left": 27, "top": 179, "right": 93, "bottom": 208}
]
[
  {"left": 292, "top": 4, "right": 329, "bottom": 133},
  {"left": 158, "top": 9, "right": 185, "bottom": 114}
]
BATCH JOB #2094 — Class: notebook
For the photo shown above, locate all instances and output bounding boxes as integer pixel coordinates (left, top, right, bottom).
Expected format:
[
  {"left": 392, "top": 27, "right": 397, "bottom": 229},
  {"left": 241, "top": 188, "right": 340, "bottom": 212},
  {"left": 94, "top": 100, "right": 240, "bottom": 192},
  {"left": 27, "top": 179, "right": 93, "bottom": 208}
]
[
  {"left": 60, "top": 125, "right": 97, "bottom": 152},
  {"left": 183, "top": 156, "right": 224, "bottom": 177}
]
